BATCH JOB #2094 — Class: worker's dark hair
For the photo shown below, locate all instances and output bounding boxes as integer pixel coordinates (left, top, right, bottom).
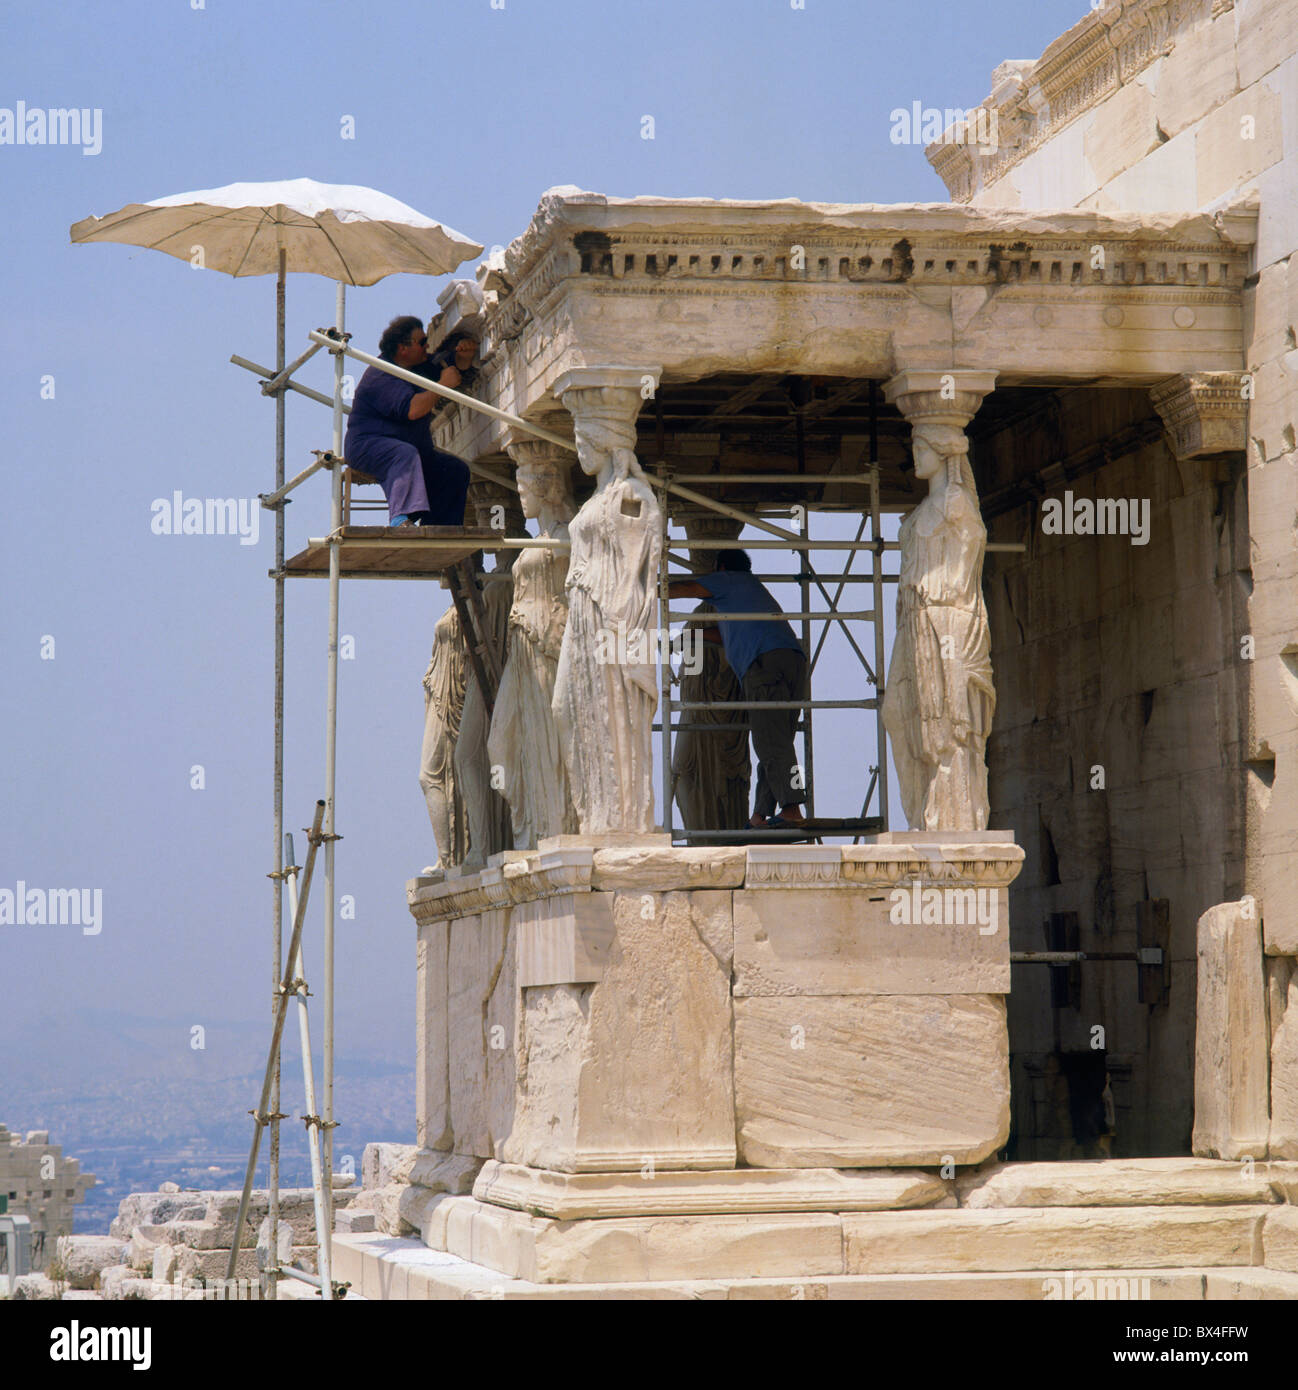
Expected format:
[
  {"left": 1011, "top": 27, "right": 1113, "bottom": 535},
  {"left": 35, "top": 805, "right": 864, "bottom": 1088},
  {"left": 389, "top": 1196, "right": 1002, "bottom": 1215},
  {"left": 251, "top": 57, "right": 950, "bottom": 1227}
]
[
  {"left": 379, "top": 315, "right": 425, "bottom": 359},
  {"left": 715, "top": 548, "right": 752, "bottom": 572},
  {"left": 426, "top": 329, "right": 480, "bottom": 389}
]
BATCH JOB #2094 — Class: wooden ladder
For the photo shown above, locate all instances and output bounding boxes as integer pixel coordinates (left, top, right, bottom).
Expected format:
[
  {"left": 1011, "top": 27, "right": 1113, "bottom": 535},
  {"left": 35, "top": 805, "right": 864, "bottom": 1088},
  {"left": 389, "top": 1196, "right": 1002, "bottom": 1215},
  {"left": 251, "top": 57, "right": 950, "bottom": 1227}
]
[{"left": 445, "top": 556, "right": 500, "bottom": 716}]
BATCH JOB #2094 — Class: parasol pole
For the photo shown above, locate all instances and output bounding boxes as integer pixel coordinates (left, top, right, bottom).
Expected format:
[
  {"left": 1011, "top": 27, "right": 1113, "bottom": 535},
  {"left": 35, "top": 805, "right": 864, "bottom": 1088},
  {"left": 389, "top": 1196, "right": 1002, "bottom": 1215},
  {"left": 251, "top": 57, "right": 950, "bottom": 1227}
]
[
  {"left": 322, "top": 278, "right": 346, "bottom": 1270},
  {"left": 268, "top": 241, "right": 286, "bottom": 1303}
]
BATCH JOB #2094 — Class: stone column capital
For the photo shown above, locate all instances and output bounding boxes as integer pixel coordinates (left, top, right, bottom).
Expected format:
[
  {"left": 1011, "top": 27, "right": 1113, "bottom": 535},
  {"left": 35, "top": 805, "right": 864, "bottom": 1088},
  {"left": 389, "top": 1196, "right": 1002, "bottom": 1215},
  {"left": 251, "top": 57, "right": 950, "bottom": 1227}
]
[
  {"left": 681, "top": 512, "right": 743, "bottom": 541},
  {"left": 553, "top": 366, "right": 663, "bottom": 438},
  {"left": 1149, "top": 372, "right": 1250, "bottom": 459},
  {"left": 504, "top": 417, "right": 575, "bottom": 472},
  {"left": 553, "top": 365, "right": 663, "bottom": 398},
  {"left": 883, "top": 369, "right": 998, "bottom": 429},
  {"left": 466, "top": 475, "right": 525, "bottom": 531}
]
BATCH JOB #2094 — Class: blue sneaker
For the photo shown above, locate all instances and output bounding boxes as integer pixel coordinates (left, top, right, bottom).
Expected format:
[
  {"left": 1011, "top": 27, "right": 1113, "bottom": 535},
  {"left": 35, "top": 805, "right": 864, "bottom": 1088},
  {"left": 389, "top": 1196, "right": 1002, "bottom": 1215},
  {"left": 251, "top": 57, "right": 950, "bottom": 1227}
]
[{"left": 391, "top": 514, "right": 411, "bottom": 527}]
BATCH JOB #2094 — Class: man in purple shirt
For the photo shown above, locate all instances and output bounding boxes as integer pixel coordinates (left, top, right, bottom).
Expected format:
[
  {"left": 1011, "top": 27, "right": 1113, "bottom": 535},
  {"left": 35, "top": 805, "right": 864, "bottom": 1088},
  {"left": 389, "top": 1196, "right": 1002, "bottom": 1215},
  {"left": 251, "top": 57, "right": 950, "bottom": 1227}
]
[
  {"left": 669, "top": 549, "right": 809, "bottom": 828},
  {"left": 343, "top": 315, "right": 471, "bottom": 526}
]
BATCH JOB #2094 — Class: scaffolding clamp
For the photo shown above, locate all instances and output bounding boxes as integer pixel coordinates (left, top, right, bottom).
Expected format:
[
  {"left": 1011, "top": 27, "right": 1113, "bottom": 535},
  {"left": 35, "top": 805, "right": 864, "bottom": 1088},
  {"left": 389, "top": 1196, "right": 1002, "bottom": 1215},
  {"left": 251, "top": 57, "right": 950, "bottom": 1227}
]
[{"left": 317, "top": 325, "right": 352, "bottom": 353}]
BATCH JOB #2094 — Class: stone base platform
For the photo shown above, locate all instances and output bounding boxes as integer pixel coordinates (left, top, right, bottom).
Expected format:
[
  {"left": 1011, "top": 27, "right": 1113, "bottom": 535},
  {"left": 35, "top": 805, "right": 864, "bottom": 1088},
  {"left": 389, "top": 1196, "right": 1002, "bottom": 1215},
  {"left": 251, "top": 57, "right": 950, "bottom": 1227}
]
[
  {"left": 410, "top": 838, "right": 1025, "bottom": 1172},
  {"left": 330, "top": 1238, "right": 1298, "bottom": 1301},
  {"left": 335, "top": 1157, "right": 1298, "bottom": 1299}
]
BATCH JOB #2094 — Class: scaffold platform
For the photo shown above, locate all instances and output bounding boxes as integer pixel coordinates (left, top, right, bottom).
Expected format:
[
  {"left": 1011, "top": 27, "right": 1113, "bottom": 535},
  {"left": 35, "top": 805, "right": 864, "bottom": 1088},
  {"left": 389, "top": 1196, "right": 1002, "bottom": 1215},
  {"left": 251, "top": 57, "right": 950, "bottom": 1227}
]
[{"left": 284, "top": 525, "right": 500, "bottom": 579}]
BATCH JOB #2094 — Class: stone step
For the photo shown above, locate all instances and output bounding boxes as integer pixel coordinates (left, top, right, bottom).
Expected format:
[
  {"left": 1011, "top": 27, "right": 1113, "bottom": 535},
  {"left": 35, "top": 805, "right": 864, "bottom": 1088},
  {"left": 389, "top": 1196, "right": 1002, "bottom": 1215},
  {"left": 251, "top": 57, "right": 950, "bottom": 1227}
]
[
  {"left": 472, "top": 1160, "right": 950, "bottom": 1219},
  {"left": 332, "top": 1235, "right": 1294, "bottom": 1301},
  {"left": 843, "top": 1206, "right": 1264, "bottom": 1275},
  {"left": 956, "top": 1158, "right": 1298, "bottom": 1208},
  {"left": 417, "top": 1194, "right": 1266, "bottom": 1282}
]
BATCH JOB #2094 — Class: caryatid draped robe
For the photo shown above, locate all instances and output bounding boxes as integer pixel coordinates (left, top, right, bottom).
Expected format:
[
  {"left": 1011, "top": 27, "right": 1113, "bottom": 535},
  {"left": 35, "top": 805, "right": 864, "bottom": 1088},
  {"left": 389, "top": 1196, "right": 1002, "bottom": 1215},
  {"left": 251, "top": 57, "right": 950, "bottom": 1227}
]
[
  {"left": 420, "top": 604, "right": 467, "bottom": 867},
  {"left": 882, "top": 455, "right": 995, "bottom": 831},
  {"left": 552, "top": 450, "right": 662, "bottom": 834},
  {"left": 487, "top": 539, "right": 578, "bottom": 847}
]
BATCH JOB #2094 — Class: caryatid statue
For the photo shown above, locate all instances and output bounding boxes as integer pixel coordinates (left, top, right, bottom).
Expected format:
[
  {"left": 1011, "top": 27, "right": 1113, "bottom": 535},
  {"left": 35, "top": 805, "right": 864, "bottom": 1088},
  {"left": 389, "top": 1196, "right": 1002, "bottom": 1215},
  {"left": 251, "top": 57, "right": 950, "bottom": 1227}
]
[
  {"left": 881, "top": 400, "right": 997, "bottom": 831},
  {"left": 456, "top": 481, "right": 526, "bottom": 870},
  {"left": 420, "top": 602, "right": 466, "bottom": 869},
  {"left": 672, "top": 513, "right": 750, "bottom": 831},
  {"left": 551, "top": 369, "right": 664, "bottom": 834},
  {"left": 487, "top": 436, "right": 580, "bottom": 848}
]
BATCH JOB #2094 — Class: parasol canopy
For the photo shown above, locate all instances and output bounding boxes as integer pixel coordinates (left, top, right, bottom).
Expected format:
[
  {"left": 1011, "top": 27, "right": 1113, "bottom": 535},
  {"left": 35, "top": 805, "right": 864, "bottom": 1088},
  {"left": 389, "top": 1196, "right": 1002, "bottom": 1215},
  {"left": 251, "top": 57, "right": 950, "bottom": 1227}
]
[{"left": 69, "top": 176, "right": 483, "bottom": 285}]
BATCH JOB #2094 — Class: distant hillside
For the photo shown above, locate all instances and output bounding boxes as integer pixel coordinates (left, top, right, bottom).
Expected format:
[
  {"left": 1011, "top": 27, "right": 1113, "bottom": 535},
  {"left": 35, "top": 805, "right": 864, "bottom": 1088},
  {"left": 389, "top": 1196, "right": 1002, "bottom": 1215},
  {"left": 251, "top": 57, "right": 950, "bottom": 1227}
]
[{"left": 1, "top": 1042, "right": 416, "bottom": 1234}]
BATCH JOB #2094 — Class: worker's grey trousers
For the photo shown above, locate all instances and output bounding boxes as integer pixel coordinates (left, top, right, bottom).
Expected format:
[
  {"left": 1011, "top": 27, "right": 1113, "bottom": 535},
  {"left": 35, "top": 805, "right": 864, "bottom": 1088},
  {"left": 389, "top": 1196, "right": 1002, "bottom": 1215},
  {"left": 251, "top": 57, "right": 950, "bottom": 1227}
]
[{"left": 741, "top": 646, "right": 809, "bottom": 816}]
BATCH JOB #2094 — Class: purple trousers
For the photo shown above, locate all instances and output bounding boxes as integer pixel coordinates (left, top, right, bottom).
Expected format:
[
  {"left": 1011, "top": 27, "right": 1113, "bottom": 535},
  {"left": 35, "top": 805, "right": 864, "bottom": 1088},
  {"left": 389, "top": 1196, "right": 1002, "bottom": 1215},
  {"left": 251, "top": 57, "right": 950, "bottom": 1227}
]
[{"left": 345, "top": 435, "right": 470, "bottom": 525}]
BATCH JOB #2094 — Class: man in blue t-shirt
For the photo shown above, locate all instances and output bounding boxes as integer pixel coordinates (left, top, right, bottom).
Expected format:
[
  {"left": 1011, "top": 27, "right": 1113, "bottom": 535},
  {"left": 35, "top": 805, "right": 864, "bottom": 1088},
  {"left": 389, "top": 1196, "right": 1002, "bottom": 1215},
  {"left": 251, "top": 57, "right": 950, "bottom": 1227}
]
[
  {"left": 669, "top": 550, "right": 809, "bottom": 828},
  {"left": 343, "top": 315, "right": 471, "bottom": 527}
]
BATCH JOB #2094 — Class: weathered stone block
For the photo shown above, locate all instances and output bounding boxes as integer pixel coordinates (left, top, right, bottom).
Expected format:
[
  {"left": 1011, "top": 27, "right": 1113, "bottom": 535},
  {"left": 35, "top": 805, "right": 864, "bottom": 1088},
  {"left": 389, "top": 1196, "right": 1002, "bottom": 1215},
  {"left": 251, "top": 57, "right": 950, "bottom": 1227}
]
[
  {"left": 407, "top": 1148, "right": 483, "bottom": 1194},
  {"left": 10, "top": 1273, "right": 60, "bottom": 1300},
  {"left": 175, "top": 1245, "right": 260, "bottom": 1281},
  {"left": 1084, "top": 76, "right": 1163, "bottom": 187},
  {"left": 502, "top": 889, "right": 735, "bottom": 1172},
  {"left": 151, "top": 1244, "right": 178, "bottom": 1284},
  {"left": 514, "top": 893, "right": 613, "bottom": 987},
  {"left": 1195, "top": 84, "right": 1284, "bottom": 207},
  {"left": 1205, "top": 1268, "right": 1298, "bottom": 1299},
  {"left": 590, "top": 847, "right": 745, "bottom": 892},
  {"left": 449, "top": 911, "right": 508, "bottom": 1158},
  {"left": 109, "top": 1193, "right": 205, "bottom": 1238},
  {"left": 1152, "top": 13, "right": 1240, "bottom": 140},
  {"left": 1193, "top": 900, "right": 1270, "bottom": 1159},
  {"left": 485, "top": 914, "right": 520, "bottom": 1156},
  {"left": 55, "top": 1234, "right": 128, "bottom": 1290},
  {"left": 1268, "top": 969, "right": 1298, "bottom": 1158},
  {"left": 416, "top": 919, "right": 451, "bottom": 1151},
  {"left": 1245, "top": 257, "right": 1298, "bottom": 369},
  {"left": 732, "top": 887, "right": 1008, "bottom": 997},
  {"left": 440, "top": 1198, "right": 844, "bottom": 1283},
  {"left": 734, "top": 993, "right": 1009, "bottom": 1167},
  {"left": 472, "top": 1161, "right": 950, "bottom": 1219},
  {"left": 842, "top": 1207, "right": 1263, "bottom": 1274},
  {"left": 333, "top": 1208, "right": 376, "bottom": 1234},
  {"left": 958, "top": 1158, "right": 1281, "bottom": 1208},
  {"left": 1262, "top": 1205, "right": 1298, "bottom": 1272},
  {"left": 1237, "top": 0, "right": 1298, "bottom": 87}
]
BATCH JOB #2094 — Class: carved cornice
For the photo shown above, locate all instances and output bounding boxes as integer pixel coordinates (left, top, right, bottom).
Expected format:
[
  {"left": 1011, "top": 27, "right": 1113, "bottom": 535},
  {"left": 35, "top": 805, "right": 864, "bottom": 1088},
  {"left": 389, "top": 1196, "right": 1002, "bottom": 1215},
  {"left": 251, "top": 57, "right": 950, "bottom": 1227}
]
[
  {"left": 407, "top": 849, "right": 595, "bottom": 924},
  {"left": 1149, "top": 372, "right": 1250, "bottom": 458},
  {"left": 928, "top": 0, "right": 1232, "bottom": 202},
  {"left": 476, "top": 197, "right": 1254, "bottom": 374},
  {"left": 745, "top": 844, "right": 1026, "bottom": 889},
  {"left": 842, "top": 845, "right": 1026, "bottom": 889},
  {"left": 409, "top": 843, "right": 1026, "bottom": 917}
]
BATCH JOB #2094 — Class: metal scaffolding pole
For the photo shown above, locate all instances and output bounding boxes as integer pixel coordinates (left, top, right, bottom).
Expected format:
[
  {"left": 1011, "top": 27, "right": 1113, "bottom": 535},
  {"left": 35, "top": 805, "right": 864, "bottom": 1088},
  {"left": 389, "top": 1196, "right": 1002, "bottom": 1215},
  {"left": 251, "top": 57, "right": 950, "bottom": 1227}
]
[
  {"left": 268, "top": 245, "right": 286, "bottom": 1303},
  {"left": 869, "top": 459, "right": 889, "bottom": 836},
  {"left": 654, "top": 402, "right": 897, "bottom": 844},
  {"left": 800, "top": 506, "right": 814, "bottom": 820},
  {"left": 227, "top": 800, "right": 326, "bottom": 1285},
  {"left": 322, "top": 282, "right": 345, "bottom": 1258},
  {"left": 305, "top": 331, "right": 577, "bottom": 452},
  {"left": 284, "top": 834, "right": 331, "bottom": 1300},
  {"left": 658, "top": 465, "right": 674, "bottom": 840}
]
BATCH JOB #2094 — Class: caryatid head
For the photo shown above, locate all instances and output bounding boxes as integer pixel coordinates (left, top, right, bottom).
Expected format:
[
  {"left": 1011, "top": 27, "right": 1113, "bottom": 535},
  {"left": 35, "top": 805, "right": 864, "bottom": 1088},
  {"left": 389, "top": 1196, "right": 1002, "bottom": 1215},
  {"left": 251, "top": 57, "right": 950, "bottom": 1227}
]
[
  {"left": 515, "top": 455, "right": 576, "bottom": 525},
  {"left": 911, "top": 421, "right": 975, "bottom": 491},
  {"left": 572, "top": 412, "right": 642, "bottom": 484}
]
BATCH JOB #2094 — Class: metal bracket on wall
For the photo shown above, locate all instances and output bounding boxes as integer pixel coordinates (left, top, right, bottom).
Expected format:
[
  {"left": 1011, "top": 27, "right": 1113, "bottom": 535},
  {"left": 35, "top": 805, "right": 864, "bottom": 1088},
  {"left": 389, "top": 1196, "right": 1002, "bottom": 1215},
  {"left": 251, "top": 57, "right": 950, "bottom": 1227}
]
[
  {"left": 1013, "top": 900, "right": 1171, "bottom": 1010},
  {"left": 1137, "top": 899, "right": 1172, "bottom": 1007}
]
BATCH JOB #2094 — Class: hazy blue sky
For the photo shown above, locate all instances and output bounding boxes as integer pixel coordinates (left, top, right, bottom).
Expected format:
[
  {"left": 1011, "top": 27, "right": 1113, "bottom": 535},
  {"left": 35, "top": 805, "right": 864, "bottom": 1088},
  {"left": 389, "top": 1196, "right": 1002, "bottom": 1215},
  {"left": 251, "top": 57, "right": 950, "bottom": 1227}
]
[{"left": 0, "top": 0, "right": 1088, "bottom": 1098}]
